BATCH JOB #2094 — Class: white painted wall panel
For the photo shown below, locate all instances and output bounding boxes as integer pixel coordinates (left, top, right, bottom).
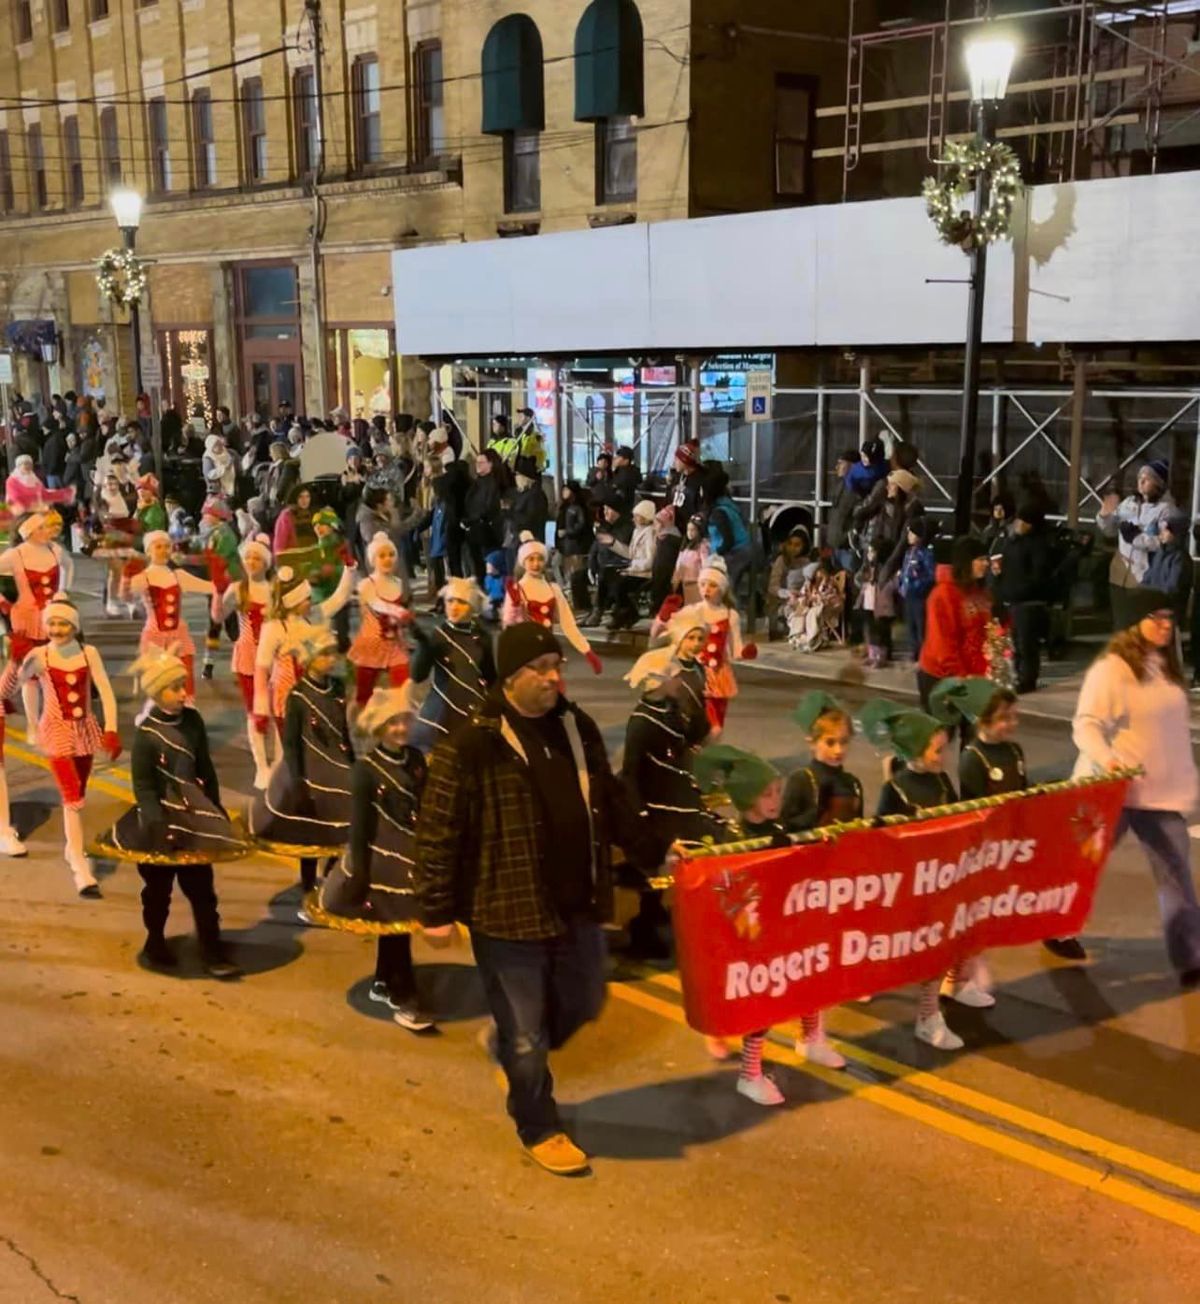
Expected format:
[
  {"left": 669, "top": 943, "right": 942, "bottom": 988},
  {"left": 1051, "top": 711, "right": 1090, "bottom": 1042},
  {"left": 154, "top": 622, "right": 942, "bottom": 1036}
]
[
  {"left": 646, "top": 208, "right": 819, "bottom": 347},
  {"left": 815, "top": 196, "right": 1014, "bottom": 345},
  {"left": 1024, "top": 173, "right": 1200, "bottom": 343}
]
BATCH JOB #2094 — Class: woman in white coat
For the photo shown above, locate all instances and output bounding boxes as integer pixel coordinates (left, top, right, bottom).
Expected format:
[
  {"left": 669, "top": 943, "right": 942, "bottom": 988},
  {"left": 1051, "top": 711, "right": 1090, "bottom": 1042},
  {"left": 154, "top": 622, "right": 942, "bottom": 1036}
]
[{"left": 1072, "top": 586, "right": 1200, "bottom": 986}]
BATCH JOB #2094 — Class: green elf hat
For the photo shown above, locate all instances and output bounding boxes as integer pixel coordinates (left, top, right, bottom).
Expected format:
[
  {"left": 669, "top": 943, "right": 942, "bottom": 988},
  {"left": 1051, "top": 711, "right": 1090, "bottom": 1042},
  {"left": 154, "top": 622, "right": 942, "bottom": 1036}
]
[
  {"left": 929, "top": 676, "right": 1002, "bottom": 726},
  {"left": 312, "top": 507, "right": 341, "bottom": 532},
  {"left": 693, "top": 744, "right": 781, "bottom": 813},
  {"left": 858, "top": 699, "right": 946, "bottom": 763},
  {"left": 792, "top": 690, "right": 847, "bottom": 735}
]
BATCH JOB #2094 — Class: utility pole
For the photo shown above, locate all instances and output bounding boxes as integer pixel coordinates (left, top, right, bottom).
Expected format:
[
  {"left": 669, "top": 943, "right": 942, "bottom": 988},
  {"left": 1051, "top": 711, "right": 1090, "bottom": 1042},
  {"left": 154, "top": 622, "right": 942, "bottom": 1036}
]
[{"left": 305, "top": 0, "right": 328, "bottom": 417}]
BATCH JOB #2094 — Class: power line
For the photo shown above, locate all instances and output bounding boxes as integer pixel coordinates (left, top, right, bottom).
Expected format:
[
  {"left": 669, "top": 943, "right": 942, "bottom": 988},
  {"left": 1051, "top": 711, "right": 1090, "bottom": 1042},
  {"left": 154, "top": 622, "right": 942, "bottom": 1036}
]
[{"left": 0, "top": 27, "right": 691, "bottom": 113}]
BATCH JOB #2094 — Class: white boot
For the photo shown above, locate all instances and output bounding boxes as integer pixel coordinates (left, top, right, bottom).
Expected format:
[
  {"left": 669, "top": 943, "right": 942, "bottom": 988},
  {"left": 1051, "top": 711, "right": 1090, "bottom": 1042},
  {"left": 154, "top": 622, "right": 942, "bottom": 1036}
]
[
  {"left": 247, "top": 719, "right": 272, "bottom": 790},
  {"left": 0, "top": 769, "right": 26, "bottom": 857},
  {"left": 63, "top": 806, "right": 99, "bottom": 896},
  {"left": 914, "top": 1011, "right": 964, "bottom": 1051}
]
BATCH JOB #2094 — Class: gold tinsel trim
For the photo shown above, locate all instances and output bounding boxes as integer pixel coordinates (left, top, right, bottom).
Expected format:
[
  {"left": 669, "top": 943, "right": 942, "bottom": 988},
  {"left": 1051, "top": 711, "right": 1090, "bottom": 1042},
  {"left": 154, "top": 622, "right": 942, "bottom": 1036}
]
[
  {"left": 89, "top": 810, "right": 254, "bottom": 865},
  {"left": 252, "top": 837, "right": 349, "bottom": 860},
  {"left": 662, "top": 768, "right": 1138, "bottom": 874},
  {"left": 301, "top": 891, "right": 426, "bottom": 936}
]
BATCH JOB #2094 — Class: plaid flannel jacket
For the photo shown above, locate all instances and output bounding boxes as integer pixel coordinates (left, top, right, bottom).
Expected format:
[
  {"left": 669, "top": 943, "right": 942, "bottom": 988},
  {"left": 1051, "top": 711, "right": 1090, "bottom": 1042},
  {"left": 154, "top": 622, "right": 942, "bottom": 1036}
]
[{"left": 415, "top": 693, "right": 665, "bottom": 940}]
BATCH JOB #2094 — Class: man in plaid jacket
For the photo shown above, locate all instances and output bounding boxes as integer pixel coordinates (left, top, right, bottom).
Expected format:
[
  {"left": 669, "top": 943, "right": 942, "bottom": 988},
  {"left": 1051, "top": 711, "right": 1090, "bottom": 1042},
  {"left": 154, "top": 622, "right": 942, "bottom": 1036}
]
[{"left": 417, "top": 622, "right": 667, "bottom": 1176}]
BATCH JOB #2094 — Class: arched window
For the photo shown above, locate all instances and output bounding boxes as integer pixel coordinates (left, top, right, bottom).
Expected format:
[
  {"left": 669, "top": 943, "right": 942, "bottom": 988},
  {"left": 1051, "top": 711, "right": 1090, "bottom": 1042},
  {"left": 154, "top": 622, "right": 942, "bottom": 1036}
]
[
  {"left": 574, "top": 0, "right": 644, "bottom": 123},
  {"left": 481, "top": 14, "right": 545, "bottom": 135}
]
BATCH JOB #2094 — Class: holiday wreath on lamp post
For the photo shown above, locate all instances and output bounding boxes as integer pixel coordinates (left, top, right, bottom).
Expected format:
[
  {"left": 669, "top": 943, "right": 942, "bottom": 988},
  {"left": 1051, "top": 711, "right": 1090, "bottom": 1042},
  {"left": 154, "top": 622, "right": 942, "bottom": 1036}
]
[
  {"left": 95, "top": 248, "right": 147, "bottom": 308},
  {"left": 922, "top": 139, "right": 1020, "bottom": 252}
]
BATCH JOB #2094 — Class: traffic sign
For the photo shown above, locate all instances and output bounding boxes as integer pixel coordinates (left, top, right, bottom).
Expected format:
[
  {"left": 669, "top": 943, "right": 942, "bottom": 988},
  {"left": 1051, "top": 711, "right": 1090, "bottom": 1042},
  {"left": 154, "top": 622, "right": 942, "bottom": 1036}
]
[
  {"left": 745, "top": 370, "right": 773, "bottom": 422},
  {"left": 140, "top": 352, "right": 163, "bottom": 388},
  {"left": 0, "top": 353, "right": 12, "bottom": 385}
]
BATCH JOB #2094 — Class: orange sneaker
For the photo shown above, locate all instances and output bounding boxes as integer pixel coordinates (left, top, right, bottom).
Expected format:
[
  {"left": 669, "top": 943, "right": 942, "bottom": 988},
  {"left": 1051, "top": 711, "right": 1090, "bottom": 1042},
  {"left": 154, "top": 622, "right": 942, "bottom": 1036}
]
[{"left": 523, "top": 1132, "right": 590, "bottom": 1175}]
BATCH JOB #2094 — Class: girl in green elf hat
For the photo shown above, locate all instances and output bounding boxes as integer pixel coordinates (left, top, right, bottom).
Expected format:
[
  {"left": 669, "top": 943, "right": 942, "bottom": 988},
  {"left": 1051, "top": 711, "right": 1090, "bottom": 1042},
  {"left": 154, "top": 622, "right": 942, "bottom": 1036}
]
[
  {"left": 860, "top": 700, "right": 964, "bottom": 1051},
  {"left": 932, "top": 676, "right": 1086, "bottom": 964},
  {"left": 694, "top": 743, "right": 790, "bottom": 1106},
  {"left": 780, "top": 690, "right": 867, "bottom": 1069}
]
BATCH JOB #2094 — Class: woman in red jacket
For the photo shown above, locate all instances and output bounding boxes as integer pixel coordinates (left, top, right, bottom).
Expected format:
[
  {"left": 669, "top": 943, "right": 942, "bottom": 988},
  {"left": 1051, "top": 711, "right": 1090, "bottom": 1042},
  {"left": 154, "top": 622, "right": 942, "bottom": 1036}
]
[{"left": 917, "top": 536, "right": 991, "bottom": 711}]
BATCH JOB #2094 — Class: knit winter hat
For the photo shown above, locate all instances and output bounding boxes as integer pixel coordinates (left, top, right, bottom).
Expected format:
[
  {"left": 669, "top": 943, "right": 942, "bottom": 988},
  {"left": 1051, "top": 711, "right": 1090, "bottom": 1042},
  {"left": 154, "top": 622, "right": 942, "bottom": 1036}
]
[
  {"left": 517, "top": 531, "right": 547, "bottom": 567},
  {"left": 1140, "top": 460, "right": 1169, "bottom": 489},
  {"left": 625, "top": 608, "right": 709, "bottom": 690},
  {"left": 674, "top": 440, "right": 701, "bottom": 471},
  {"left": 859, "top": 699, "right": 946, "bottom": 762},
  {"left": 698, "top": 555, "right": 729, "bottom": 593},
  {"left": 366, "top": 530, "right": 397, "bottom": 566},
  {"left": 312, "top": 507, "right": 341, "bottom": 532},
  {"left": 1015, "top": 501, "right": 1045, "bottom": 527},
  {"left": 131, "top": 646, "right": 189, "bottom": 699},
  {"left": 496, "top": 622, "right": 562, "bottom": 681},
  {"left": 907, "top": 517, "right": 933, "bottom": 544},
  {"left": 933, "top": 535, "right": 955, "bottom": 566},
  {"left": 1162, "top": 508, "right": 1190, "bottom": 537},
  {"left": 356, "top": 683, "right": 414, "bottom": 736},
  {"left": 793, "top": 691, "right": 849, "bottom": 736},
  {"left": 239, "top": 533, "right": 273, "bottom": 567},
  {"left": 929, "top": 676, "right": 1003, "bottom": 726},
  {"left": 694, "top": 744, "right": 781, "bottom": 813},
  {"left": 632, "top": 499, "right": 658, "bottom": 524},
  {"left": 952, "top": 535, "right": 987, "bottom": 568},
  {"left": 440, "top": 576, "right": 485, "bottom": 612},
  {"left": 1124, "top": 586, "right": 1174, "bottom": 627},
  {"left": 43, "top": 592, "right": 80, "bottom": 631}
]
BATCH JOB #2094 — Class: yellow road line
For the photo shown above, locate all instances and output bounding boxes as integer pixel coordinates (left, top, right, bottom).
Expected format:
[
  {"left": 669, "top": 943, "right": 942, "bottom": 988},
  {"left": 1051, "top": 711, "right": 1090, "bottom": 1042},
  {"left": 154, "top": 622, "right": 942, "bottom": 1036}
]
[
  {"left": 7, "top": 722, "right": 134, "bottom": 783},
  {"left": 608, "top": 983, "right": 1200, "bottom": 1236},
  {"left": 6, "top": 740, "right": 134, "bottom": 802},
  {"left": 641, "top": 969, "right": 1200, "bottom": 1200}
]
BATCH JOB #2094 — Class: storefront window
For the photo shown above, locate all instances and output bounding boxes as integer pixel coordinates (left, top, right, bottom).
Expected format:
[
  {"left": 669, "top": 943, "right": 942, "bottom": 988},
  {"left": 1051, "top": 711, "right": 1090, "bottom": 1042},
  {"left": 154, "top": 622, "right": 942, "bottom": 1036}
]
[{"left": 327, "top": 327, "right": 395, "bottom": 419}]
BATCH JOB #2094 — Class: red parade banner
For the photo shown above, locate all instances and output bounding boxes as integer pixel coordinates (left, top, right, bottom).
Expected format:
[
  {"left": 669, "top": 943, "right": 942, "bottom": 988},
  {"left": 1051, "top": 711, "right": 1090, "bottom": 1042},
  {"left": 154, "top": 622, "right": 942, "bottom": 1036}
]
[{"left": 672, "top": 776, "right": 1129, "bottom": 1038}]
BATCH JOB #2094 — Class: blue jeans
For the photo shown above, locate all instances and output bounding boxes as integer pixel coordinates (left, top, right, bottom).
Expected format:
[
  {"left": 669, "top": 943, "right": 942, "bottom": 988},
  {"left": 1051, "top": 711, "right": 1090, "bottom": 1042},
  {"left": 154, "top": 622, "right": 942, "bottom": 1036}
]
[
  {"left": 1116, "top": 809, "right": 1200, "bottom": 973},
  {"left": 45, "top": 474, "right": 63, "bottom": 489},
  {"left": 471, "top": 920, "right": 607, "bottom": 1145},
  {"left": 905, "top": 593, "right": 928, "bottom": 661}
]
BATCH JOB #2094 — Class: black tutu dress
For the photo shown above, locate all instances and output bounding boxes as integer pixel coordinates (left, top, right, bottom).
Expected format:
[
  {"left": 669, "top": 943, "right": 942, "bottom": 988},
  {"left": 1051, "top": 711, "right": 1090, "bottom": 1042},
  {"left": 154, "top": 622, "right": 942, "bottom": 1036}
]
[
  {"left": 248, "top": 671, "right": 354, "bottom": 855},
  {"left": 312, "top": 744, "right": 427, "bottom": 934},
  {"left": 408, "top": 618, "right": 495, "bottom": 755},
  {"left": 96, "top": 706, "right": 250, "bottom": 864}
]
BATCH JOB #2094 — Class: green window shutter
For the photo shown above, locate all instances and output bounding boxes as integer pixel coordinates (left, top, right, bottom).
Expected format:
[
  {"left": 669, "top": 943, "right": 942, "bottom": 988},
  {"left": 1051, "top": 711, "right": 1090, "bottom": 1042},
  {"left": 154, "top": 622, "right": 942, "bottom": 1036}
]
[
  {"left": 481, "top": 14, "right": 545, "bottom": 135},
  {"left": 574, "top": 0, "right": 645, "bottom": 123}
]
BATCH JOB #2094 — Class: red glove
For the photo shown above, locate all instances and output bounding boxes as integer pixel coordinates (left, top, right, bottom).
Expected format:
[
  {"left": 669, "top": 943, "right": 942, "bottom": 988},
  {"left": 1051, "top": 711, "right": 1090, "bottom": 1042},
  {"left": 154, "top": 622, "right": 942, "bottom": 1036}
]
[
  {"left": 740, "top": 642, "right": 759, "bottom": 661},
  {"left": 102, "top": 731, "right": 122, "bottom": 761},
  {"left": 585, "top": 650, "right": 603, "bottom": 675},
  {"left": 505, "top": 578, "right": 522, "bottom": 607},
  {"left": 655, "top": 594, "right": 684, "bottom": 624},
  {"left": 253, "top": 714, "right": 270, "bottom": 735}
]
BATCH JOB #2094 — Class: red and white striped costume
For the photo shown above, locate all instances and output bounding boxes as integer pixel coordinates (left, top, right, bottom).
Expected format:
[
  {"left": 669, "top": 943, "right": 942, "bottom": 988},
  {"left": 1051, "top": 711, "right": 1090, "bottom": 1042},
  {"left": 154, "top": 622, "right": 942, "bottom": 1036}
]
[
  {"left": 501, "top": 573, "right": 594, "bottom": 658},
  {"left": 685, "top": 600, "right": 745, "bottom": 729},
  {"left": 130, "top": 563, "right": 214, "bottom": 698},
  {"left": 348, "top": 574, "right": 410, "bottom": 705},
  {"left": 221, "top": 578, "right": 273, "bottom": 713},
  {"left": 0, "top": 540, "right": 70, "bottom": 664}
]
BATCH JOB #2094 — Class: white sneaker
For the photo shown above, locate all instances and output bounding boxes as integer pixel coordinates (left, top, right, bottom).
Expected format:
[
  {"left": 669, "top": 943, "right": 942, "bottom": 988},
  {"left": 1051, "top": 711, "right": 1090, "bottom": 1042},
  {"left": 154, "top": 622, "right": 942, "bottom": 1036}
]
[
  {"left": 296, "top": 908, "right": 314, "bottom": 926},
  {"left": 946, "top": 979, "right": 996, "bottom": 1009},
  {"left": 105, "top": 602, "right": 121, "bottom": 617},
  {"left": 914, "top": 1012, "right": 964, "bottom": 1051},
  {"left": 736, "top": 1073, "right": 785, "bottom": 1106},
  {"left": 253, "top": 766, "right": 271, "bottom": 791},
  {"left": 798, "top": 1037, "right": 847, "bottom": 1070},
  {"left": 0, "top": 828, "right": 27, "bottom": 857}
]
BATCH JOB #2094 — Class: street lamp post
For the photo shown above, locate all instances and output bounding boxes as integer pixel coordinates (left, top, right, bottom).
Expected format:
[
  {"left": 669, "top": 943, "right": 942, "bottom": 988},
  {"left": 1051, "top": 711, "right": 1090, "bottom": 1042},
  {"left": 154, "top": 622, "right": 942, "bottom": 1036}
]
[
  {"left": 109, "top": 189, "right": 160, "bottom": 487},
  {"left": 954, "top": 35, "right": 1015, "bottom": 536}
]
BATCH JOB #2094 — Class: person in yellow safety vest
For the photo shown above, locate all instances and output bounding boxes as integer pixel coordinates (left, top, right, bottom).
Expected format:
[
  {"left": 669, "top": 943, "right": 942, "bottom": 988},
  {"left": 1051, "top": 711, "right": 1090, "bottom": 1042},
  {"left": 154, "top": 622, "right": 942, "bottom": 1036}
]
[
  {"left": 488, "top": 415, "right": 520, "bottom": 467},
  {"left": 514, "top": 407, "right": 548, "bottom": 474}
]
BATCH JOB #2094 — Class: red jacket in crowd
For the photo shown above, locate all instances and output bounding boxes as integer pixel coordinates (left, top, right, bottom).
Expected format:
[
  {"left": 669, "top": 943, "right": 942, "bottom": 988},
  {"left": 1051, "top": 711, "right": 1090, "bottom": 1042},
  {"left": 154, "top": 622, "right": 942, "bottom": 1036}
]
[{"left": 917, "top": 564, "right": 991, "bottom": 679}]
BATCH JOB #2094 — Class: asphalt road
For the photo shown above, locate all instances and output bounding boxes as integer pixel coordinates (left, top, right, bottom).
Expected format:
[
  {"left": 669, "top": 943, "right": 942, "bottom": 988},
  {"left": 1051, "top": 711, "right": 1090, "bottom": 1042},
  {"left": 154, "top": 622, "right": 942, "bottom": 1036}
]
[{"left": 2, "top": 599, "right": 1198, "bottom": 1304}]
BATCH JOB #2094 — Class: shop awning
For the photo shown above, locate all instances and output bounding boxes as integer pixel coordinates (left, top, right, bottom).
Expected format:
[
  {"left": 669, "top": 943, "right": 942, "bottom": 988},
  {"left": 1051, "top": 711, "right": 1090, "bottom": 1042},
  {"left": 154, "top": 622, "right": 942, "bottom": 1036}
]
[
  {"left": 481, "top": 14, "right": 545, "bottom": 135},
  {"left": 4, "top": 319, "right": 56, "bottom": 358},
  {"left": 574, "top": 0, "right": 645, "bottom": 123}
]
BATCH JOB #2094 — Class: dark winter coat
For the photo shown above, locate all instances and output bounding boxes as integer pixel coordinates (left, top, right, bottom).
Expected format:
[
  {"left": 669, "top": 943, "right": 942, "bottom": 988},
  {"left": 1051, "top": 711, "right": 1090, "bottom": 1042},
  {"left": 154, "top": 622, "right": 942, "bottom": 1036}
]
[
  {"left": 826, "top": 474, "right": 856, "bottom": 551},
  {"left": 463, "top": 474, "right": 504, "bottom": 551},
  {"left": 555, "top": 501, "right": 593, "bottom": 557},
  {"left": 509, "top": 481, "right": 549, "bottom": 544},
  {"left": 1142, "top": 541, "right": 1194, "bottom": 621}
]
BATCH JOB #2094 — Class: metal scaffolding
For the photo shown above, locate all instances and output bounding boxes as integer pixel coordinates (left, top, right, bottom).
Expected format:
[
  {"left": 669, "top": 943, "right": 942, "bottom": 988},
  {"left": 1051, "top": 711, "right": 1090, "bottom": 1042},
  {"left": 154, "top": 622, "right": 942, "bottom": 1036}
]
[{"left": 818, "top": 1, "right": 1200, "bottom": 198}]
